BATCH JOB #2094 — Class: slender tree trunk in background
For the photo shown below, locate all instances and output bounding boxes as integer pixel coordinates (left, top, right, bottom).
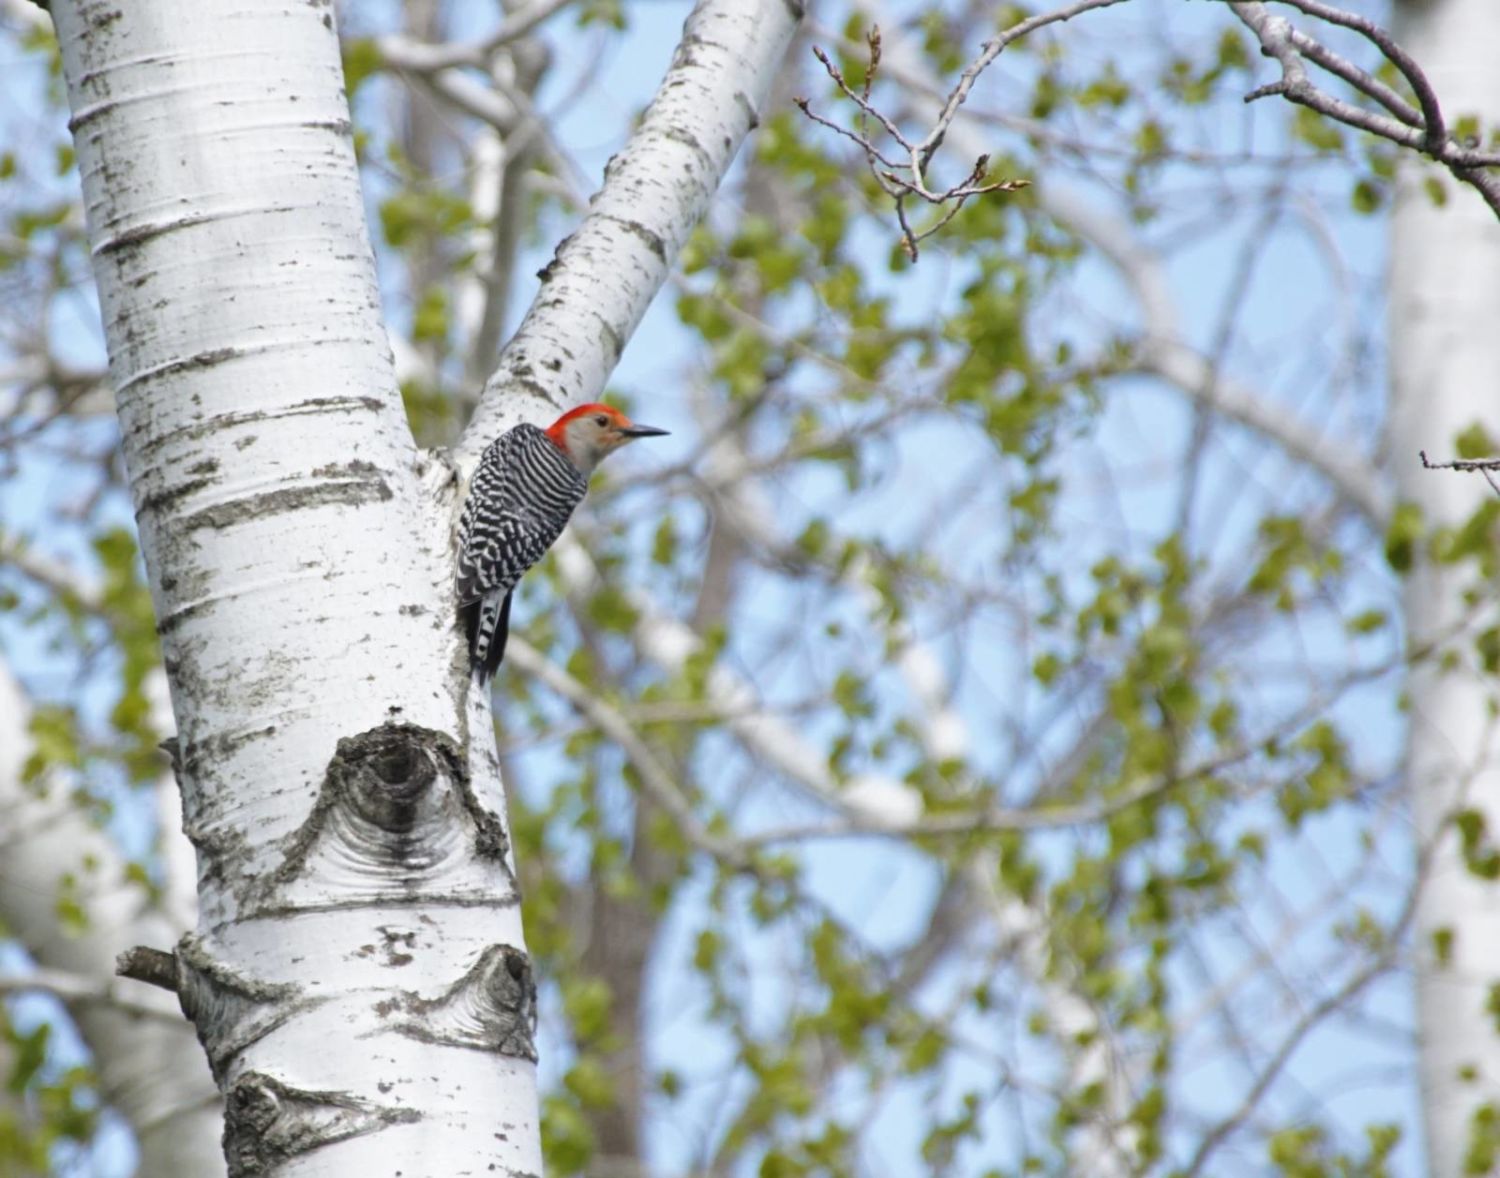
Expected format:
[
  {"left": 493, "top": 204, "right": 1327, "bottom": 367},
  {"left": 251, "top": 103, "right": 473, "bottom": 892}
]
[
  {"left": 0, "top": 666, "right": 224, "bottom": 1175},
  {"left": 1389, "top": 2, "right": 1500, "bottom": 1172}
]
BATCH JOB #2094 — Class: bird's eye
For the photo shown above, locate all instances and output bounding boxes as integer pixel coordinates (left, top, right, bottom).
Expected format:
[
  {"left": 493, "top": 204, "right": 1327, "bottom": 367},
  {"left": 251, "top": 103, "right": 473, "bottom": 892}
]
[{"left": 594, "top": 415, "right": 609, "bottom": 427}]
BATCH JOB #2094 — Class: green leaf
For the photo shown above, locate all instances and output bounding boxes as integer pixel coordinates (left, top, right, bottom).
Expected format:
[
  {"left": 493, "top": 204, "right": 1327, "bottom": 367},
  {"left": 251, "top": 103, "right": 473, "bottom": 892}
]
[
  {"left": 1456, "top": 423, "right": 1497, "bottom": 459},
  {"left": 412, "top": 286, "right": 449, "bottom": 345},
  {"left": 1384, "top": 501, "right": 1424, "bottom": 572},
  {"left": 1351, "top": 178, "right": 1384, "bottom": 214},
  {"left": 342, "top": 39, "right": 382, "bottom": 95},
  {"left": 1294, "top": 106, "right": 1345, "bottom": 152},
  {"left": 562, "top": 976, "right": 614, "bottom": 1043}
]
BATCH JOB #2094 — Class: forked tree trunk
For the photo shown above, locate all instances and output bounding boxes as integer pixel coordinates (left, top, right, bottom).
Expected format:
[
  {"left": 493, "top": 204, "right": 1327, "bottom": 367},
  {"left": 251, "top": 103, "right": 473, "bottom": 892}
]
[{"left": 49, "top": 0, "right": 797, "bottom": 1172}]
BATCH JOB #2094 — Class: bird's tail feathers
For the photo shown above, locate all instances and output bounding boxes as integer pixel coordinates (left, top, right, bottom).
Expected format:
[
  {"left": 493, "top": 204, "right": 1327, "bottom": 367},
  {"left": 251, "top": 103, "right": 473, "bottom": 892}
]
[{"left": 468, "top": 589, "right": 514, "bottom": 685}]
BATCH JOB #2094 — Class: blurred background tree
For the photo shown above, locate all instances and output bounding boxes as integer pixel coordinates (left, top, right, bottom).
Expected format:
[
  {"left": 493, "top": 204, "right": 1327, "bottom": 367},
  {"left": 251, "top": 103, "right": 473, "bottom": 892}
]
[{"left": 1, "top": 0, "right": 1497, "bottom": 1173}]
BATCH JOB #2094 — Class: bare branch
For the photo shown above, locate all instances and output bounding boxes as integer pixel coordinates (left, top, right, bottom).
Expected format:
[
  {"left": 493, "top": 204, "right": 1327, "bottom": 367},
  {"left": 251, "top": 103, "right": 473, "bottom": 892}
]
[
  {"left": 914, "top": 0, "right": 1129, "bottom": 170},
  {"left": 794, "top": 10, "right": 1062, "bottom": 259},
  {"left": 1, "top": 965, "right": 183, "bottom": 1022},
  {"left": 504, "top": 636, "right": 750, "bottom": 867},
  {"left": 115, "top": 946, "right": 180, "bottom": 994},
  {"left": 1229, "top": 1, "right": 1500, "bottom": 217},
  {"left": 1285, "top": 28, "right": 1421, "bottom": 128},
  {"left": 1420, "top": 449, "right": 1500, "bottom": 498}
]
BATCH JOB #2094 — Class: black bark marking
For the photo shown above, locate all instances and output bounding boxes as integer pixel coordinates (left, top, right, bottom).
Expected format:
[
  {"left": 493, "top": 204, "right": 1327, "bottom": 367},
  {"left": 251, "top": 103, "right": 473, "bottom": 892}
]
[
  {"left": 734, "top": 89, "right": 760, "bottom": 131},
  {"left": 598, "top": 214, "right": 667, "bottom": 262},
  {"left": 661, "top": 124, "right": 714, "bottom": 169},
  {"left": 91, "top": 208, "right": 243, "bottom": 255},
  {"left": 155, "top": 594, "right": 216, "bottom": 635},
  {"left": 132, "top": 395, "right": 386, "bottom": 457},
  {"left": 223, "top": 1071, "right": 420, "bottom": 1177},
  {"left": 179, "top": 819, "right": 252, "bottom": 892},
  {"left": 136, "top": 473, "right": 218, "bottom": 520},
  {"left": 598, "top": 318, "right": 625, "bottom": 365},
  {"left": 302, "top": 117, "right": 352, "bottom": 136},
  {"left": 178, "top": 725, "right": 279, "bottom": 777},
  {"left": 132, "top": 345, "right": 241, "bottom": 384},
  {"left": 177, "top": 468, "right": 393, "bottom": 533}
]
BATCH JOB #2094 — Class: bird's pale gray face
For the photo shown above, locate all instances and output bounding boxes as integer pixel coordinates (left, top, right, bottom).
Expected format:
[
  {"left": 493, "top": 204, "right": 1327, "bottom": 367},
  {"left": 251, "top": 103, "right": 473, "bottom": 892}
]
[{"left": 563, "top": 410, "right": 668, "bottom": 473}]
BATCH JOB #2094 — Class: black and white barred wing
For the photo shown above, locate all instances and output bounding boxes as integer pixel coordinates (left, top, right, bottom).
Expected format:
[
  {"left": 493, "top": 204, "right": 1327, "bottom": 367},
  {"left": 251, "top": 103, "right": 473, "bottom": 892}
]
[
  {"left": 456, "top": 509, "right": 557, "bottom": 605},
  {"left": 455, "top": 424, "right": 588, "bottom": 680}
]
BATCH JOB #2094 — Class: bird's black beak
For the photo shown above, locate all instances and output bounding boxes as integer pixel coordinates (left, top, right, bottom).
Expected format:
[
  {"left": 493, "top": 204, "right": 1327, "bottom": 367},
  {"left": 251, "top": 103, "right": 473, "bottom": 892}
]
[{"left": 620, "top": 423, "right": 669, "bottom": 438}]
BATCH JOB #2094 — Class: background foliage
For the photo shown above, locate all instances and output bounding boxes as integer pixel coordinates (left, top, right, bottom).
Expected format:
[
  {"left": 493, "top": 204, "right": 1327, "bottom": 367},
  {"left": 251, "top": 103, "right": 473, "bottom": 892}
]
[{"left": 2, "top": 0, "right": 1495, "bottom": 1173}]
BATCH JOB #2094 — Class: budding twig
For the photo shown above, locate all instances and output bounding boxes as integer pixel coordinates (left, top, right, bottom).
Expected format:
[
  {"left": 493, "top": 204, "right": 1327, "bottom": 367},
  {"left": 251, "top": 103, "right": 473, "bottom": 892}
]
[
  {"left": 795, "top": 26, "right": 1030, "bottom": 260},
  {"left": 1420, "top": 451, "right": 1500, "bottom": 498}
]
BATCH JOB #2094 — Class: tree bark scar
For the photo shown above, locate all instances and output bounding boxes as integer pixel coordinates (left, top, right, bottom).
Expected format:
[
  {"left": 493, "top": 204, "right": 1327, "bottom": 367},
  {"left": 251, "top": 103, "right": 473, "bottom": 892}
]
[
  {"left": 89, "top": 207, "right": 249, "bottom": 255},
  {"left": 252, "top": 721, "right": 511, "bottom": 913},
  {"left": 132, "top": 395, "right": 387, "bottom": 457},
  {"left": 135, "top": 473, "right": 219, "bottom": 519},
  {"left": 379, "top": 943, "right": 539, "bottom": 1062},
  {"left": 222, "top": 1071, "right": 420, "bottom": 1177},
  {"left": 173, "top": 934, "right": 301, "bottom": 1083},
  {"left": 119, "top": 345, "right": 243, "bottom": 390}
]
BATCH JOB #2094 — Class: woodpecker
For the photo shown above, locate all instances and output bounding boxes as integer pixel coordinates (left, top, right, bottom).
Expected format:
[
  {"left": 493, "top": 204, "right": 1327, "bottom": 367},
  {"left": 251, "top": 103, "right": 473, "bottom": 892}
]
[{"left": 456, "top": 402, "right": 669, "bottom": 683}]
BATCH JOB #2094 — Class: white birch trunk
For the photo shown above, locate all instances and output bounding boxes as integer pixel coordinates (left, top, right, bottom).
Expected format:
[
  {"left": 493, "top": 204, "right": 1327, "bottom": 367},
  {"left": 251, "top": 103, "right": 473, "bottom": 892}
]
[
  {"left": 48, "top": 0, "right": 799, "bottom": 1171},
  {"left": 455, "top": 0, "right": 802, "bottom": 462},
  {"left": 53, "top": 1, "right": 540, "bottom": 1172},
  {"left": 1388, "top": 2, "right": 1500, "bottom": 1172}
]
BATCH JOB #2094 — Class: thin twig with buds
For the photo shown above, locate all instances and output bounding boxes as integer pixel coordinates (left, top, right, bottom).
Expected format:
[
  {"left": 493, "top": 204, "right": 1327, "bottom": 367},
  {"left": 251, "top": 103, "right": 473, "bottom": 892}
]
[
  {"left": 795, "top": 26, "right": 1032, "bottom": 260},
  {"left": 1420, "top": 451, "right": 1500, "bottom": 498}
]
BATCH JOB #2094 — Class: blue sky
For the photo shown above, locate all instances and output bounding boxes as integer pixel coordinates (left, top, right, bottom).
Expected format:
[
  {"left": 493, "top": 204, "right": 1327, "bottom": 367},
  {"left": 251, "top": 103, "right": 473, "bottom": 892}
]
[{"left": 0, "top": 0, "right": 1425, "bottom": 1173}]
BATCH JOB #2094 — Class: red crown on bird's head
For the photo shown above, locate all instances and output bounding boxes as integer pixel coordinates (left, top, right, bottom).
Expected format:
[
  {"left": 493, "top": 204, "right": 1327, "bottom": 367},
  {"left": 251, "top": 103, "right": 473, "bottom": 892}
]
[{"left": 543, "top": 403, "right": 632, "bottom": 451}]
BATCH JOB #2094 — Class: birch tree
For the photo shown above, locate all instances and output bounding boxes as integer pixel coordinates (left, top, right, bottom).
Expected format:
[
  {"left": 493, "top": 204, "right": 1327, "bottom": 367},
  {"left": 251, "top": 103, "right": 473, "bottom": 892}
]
[
  {"left": 1386, "top": 2, "right": 1500, "bottom": 1171},
  {"left": 9, "top": 0, "right": 796, "bottom": 1172},
  {"left": 2, "top": 0, "right": 1499, "bottom": 1175}
]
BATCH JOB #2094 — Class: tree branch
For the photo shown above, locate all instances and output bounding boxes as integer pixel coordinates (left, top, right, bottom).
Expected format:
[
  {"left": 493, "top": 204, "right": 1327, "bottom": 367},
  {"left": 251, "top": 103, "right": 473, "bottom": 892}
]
[
  {"left": 505, "top": 636, "right": 748, "bottom": 866},
  {"left": 0, "top": 965, "right": 182, "bottom": 1022},
  {"left": 794, "top": 0, "right": 1125, "bottom": 257},
  {"left": 1420, "top": 449, "right": 1500, "bottom": 497},
  {"left": 0, "top": 662, "right": 221, "bottom": 1173},
  {"left": 455, "top": 0, "right": 803, "bottom": 466},
  {"left": 1229, "top": 1, "right": 1500, "bottom": 217}
]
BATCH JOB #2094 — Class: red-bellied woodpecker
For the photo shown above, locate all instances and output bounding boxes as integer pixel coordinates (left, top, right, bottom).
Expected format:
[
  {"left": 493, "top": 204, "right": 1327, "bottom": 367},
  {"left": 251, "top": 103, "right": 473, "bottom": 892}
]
[{"left": 456, "top": 402, "right": 669, "bottom": 683}]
